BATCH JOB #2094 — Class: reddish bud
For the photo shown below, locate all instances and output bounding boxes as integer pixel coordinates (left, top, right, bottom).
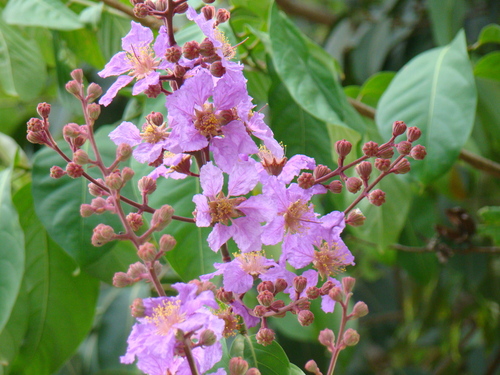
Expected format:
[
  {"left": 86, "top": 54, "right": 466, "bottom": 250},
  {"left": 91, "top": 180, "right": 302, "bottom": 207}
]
[
  {"left": 377, "top": 146, "right": 394, "bottom": 159},
  {"left": 396, "top": 141, "right": 412, "bottom": 155},
  {"left": 80, "top": 204, "right": 94, "bottom": 217},
  {"left": 293, "top": 276, "right": 307, "bottom": 294},
  {"left": 392, "top": 120, "right": 407, "bottom": 137},
  {"left": 65, "top": 80, "right": 82, "bottom": 98},
  {"left": 128, "top": 262, "right": 148, "bottom": 278},
  {"left": 410, "top": 144, "right": 427, "bottom": 160},
  {"left": 210, "top": 60, "right": 226, "bottom": 77},
  {"left": 253, "top": 305, "right": 267, "bottom": 317},
  {"left": 327, "top": 180, "right": 343, "bottom": 194},
  {"left": 151, "top": 205, "right": 174, "bottom": 231},
  {"left": 105, "top": 173, "right": 123, "bottom": 190},
  {"left": 407, "top": 126, "right": 421, "bottom": 142},
  {"left": 201, "top": 5, "right": 215, "bottom": 20},
  {"left": 138, "top": 242, "right": 157, "bottom": 262},
  {"left": 306, "top": 286, "right": 320, "bottom": 300},
  {"left": 27, "top": 131, "right": 47, "bottom": 145},
  {"left": 91, "top": 197, "right": 108, "bottom": 214},
  {"left": 256, "top": 328, "right": 275, "bottom": 346},
  {"left": 113, "top": 272, "right": 133, "bottom": 287},
  {"left": 313, "top": 165, "right": 331, "bottom": 180},
  {"left": 229, "top": 357, "right": 249, "bottom": 375},
  {"left": 116, "top": 143, "right": 132, "bottom": 162},
  {"left": 173, "top": 64, "right": 186, "bottom": 78},
  {"left": 159, "top": 234, "right": 176, "bottom": 253},
  {"left": 216, "top": 288, "right": 234, "bottom": 303},
  {"left": 122, "top": 166, "right": 135, "bottom": 182},
  {"left": 130, "top": 298, "right": 145, "bottom": 317},
  {"left": 270, "top": 300, "right": 286, "bottom": 317},
  {"left": 368, "top": 189, "right": 386, "bottom": 206},
  {"left": 216, "top": 8, "right": 230, "bottom": 24},
  {"left": 319, "top": 280, "right": 335, "bottom": 295},
  {"left": 92, "top": 224, "right": 115, "bottom": 246},
  {"left": 88, "top": 179, "right": 106, "bottom": 197},
  {"left": 346, "top": 208, "right": 366, "bottom": 227},
  {"left": 374, "top": 158, "right": 391, "bottom": 172},
  {"left": 305, "top": 360, "right": 320, "bottom": 374},
  {"left": 200, "top": 38, "right": 216, "bottom": 57},
  {"left": 86, "top": 83, "right": 102, "bottom": 103},
  {"left": 296, "top": 299, "right": 311, "bottom": 311},
  {"left": 27, "top": 117, "right": 44, "bottom": 132},
  {"left": 182, "top": 40, "right": 200, "bottom": 60},
  {"left": 257, "top": 290, "right": 274, "bottom": 307},
  {"left": 145, "top": 83, "right": 162, "bottom": 98},
  {"left": 138, "top": 176, "right": 157, "bottom": 194},
  {"left": 202, "top": 0, "right": 215, "bottom": 3},
  {"left": 246, "top": 369, "right": 261, "bottom": 375},
  {"left": 146, "top": 111, "right": 164, "bottom": 126},
  {"left": 392, "top": 158, "right": 411, "bottom": 174},
  {"left": 73, "top": 149, "right": 89, "bottom": 165},
  {"left": 126, "top": 212, "right": 144, "bottom": 231},
  {"left": 298, "top": 310, "right": 314, "bottom": 327},
  {"left": 335, "top": 139, "right": 352, "bottom": 157},
  {"left": 274, "top": 278, "right": 288, "bottom": 293},
  {"left": 37, "top": 102, "right": 51, "bottom": 118},
  {"left": 362, "top": 141, "right": 379, "bottom": 157},
  {"left": 66, "top": 162, "right": 84, "bottom": 178},
  {"left": 165, "top": 45, "right": 182, "bottom": 63},
  {"left": 328, "top": 287, "right": 343, "bottom": 302},
  {"left": 342, "top": 276, "right": 356, "bottom": 294},
  {"left": 70, "top": 69, "right": 84, "bottom": 83},
  {"left": 174, "top": 2, "right": 188, "bottom": 13},
  {"left": 343, "top": 328, "right": 360, "bottom": 346},
  {"left": 257, "top": 281, "right": 275, "bottom": 294},
  {"left": 50, "top": 166, "right": 66, "bottom": 179},
  {"left": 355, "top": 161, "right": 372, "bottom": 180},
  {"left": 87, "top": 103, "right": 101, "bottom": 121},
  {"left": 63, "top": 123, "right": 81, "bottom": 138},
  {"left": 298, "top": 173, "right": 315, "bottom": 189},
  {"left": 351, "top": 301, "right": 369, "bottom": 318},
  {"left": 318, "top": 328, "right": 335, "bottom": 347},
  {"left": 198, "top": 329, "right": 216, "bottom": 346},
  {"left": 346, "top": 177, "right": 362, "bottom": 193}
]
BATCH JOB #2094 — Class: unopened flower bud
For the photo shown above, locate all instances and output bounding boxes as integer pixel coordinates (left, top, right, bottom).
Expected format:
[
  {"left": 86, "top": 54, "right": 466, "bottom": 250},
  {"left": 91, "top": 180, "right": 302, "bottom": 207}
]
[
  {"left": 246, "top": 369, "right": 261, "bottom": 375},
  {"left": 355, "top": 161, "right": 372, "bottom": 180},
  {"left": 91, "top": 197, "right": 108, "bottom": 214},
  {"left": 154, "top": 0, "right": 166, "bottom": 11},
  {"left": 199, "top": 329, "right": 217, "bottom": 346},
  {"left": 159, "top": 234, "right": 176, "bottom": 253},
  {"left": 293, "top": 276, "right": 307, "bottom": 294},
  {"left": 86, "top": 83, "right": 102, "bottom": 102},
  {"left": 328, "top": 287, "right": 343, "bottom": 302},
  {"left": 346, "top": 208, "right": 366, "bottom": 227},
  {"left": 27, "top": 131, "right": 47, "bottom": 145},
  {"left": 343, "top": 328, "right": 360, "bottom": 346},
  {"left": 298, "top": 172, "right": 315, "bottom": 189},
  {"left": 200, "top": 37, "right": 216, "bottom": 57},
  {"left": 313, "top": 164, "right": 331, "bottom": 180},
  {"left": 377, "top": 147, "right": 394, "bottom": 159},
  {"left": 63, "top": 123, "right": 81, "bottom": 138},
  {"left": 210, "top": 61, "right": 226, "bottom": 77},
  {"left": 126, "top": 212, "right": 144, "bottom": 231},
  {"left": 392, "top": 120, "right": 407, "bottom": 137},
  {"left": 362, "top": 141, "right": 379, "bottom": 157},
  {"left": 50, "top": 166, "right": 66, "bottom": 179},
  {"left": 66, "top": 162, "right": 84, "bottom": 178},
  {"left": 374, "top": 158, "right": 391, "bottom": 172},
  {"left": 218, "top": 109, "right": 236, "bottom": 125},
  {"left": 138, "top": 176, "right": 157, "bottom": 194},
  {"left": 151, "top": 205, "right": 174, "bottom": 231},
  {"left": 65, "top": 80, "right": 82, "bottom": 98},
  {"left": 216, "top": 8, "right": 230, "bottom": 24},
  {"left": 257, "top": 281, "right": 275, "bottom": 294},
  {"left": 174, "top": 2, "right": 188, "bottom": 13},
  {"left": 37, "top": 102, "right": 51, "bottom": 118},
  {"left": 269, "top": 300, "right": 286, "bottom": 317},
  {"left": 145, "top": 83, "right": 161, "bottom": 98},
  {"left": 87, "top": 103, "right": 101, "bottom": 121},
  {"left": 335, "top": 139, "right": 352, "bottom": 157},
  {"left": 274, "top": 278, "right": 288, "bottom": 293},
  {"left": 368, "top": 189, "right": 386, "bottom": 206},
  {"left": 229, "top": 357, "right": 248, "bottom": 375},
  {"left": 318, "top": 329, "right": 335, "bottom": 347},
  {"left": 305, "top": 360, "right": 320, "bottom": 374},
  {"left": 138, "top": 242, "right": 157, "bottom": 262},
  {"left": 342, "top": 276, "right": 356, "bottom": 294},
  {"left": 410, "top": 144, "right": 427, "bottom": 160},
  {"left": 92, "top": 224, "right": 115, "bottom": 246},
  {"left": 27, "top": 117, "right": 44, "bottom": 132},
  {"left": 105, "top": 173, "right": 123, "bottom": 190},
  {"left": 253, "top": 305, "right": 267, "bottom": 317},
  {"left": 346, "top": 177, "right": 362, "bottom": 193},
  {"left": 133, "top": 2, "right": 149, "bottom": 17},
  {"left": 407, "top": 126, "right": 421, "bottom": 142},
  {"left": 80, "top": 204, "right": 94, "bottom": 217},
  {"left": 116, "top": 143, "right": 132, "bottom": 162},
  {"left": 256, "top": 328, "right": 275, "bottom": 346},
  {"left": 296, "top": 299, "right": 311, "bottom": 312},
  {"left": 320, "top": 280, "right": 335, "bottom": 295},
  {"left": 71, "top": 69, "right": 84, "bottom": 83},
  {"left": 128, "top": 262, "right": 148, "bottom": 278},
  {"left": 88, "top": 179, "right": 106, "bottom": 197},
  {"left": 73, "top": 149, "right": 89, "bottom": 165},
  {"left": 298, "top": 310, "right": 314, "bottom": 327},
  {"left": 327, "top": 180, "right": 343, "bottom": 193},
  {"left": 165, "top": 45, "right": 182, "bottom": 63},
  {"left": 306, "top": 286, "right": 320, "bottom": 300},
  {"left": 182, "top": 40, "right": 200, "bottom": 60},
  {"left": 257, "top": 290, "right": 274, "bottom": 307},
  {"left": 130, "top": 298, "right": 145, "bottom": 317},
  {"left": 113, "top": 272, "right": 133, "bottom": 287},
  {"left": 121, "top": 166, "right": 135, "bottom": 182},
  {"left": 396, "top": 141, "right": 412, "bottom": 155},
  {"left": 392, "top": 158, "right": 411, "bottom": 174},
  {"left": 173, "top": 64, "right": 186, "bottom": 78},
  {"left": 351, "top": 301, "right": 369, "bottom": 318},
  {"left": 201, "top": 5, "right": 215, "bottom": 20},
  {"left": 216, "top": 288, "right": 234, "bottom": 303},
  {"left": 202, "top": 0, "right": 215, "bottom": 3},
  {"left": 146, "top": 111, "right": 164, "bottom": 126}
]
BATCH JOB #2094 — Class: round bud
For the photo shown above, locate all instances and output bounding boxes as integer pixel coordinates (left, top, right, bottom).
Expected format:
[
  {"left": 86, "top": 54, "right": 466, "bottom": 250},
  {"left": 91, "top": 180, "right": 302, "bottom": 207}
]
[
  {"left": 130, "top": 298, "right": 145, "bottom": 317},
  {"left": 151, "top": 205, "right": 175, "bottom": 231},
  {"left": 298, "top": 310, "right": 314, "bottom": 327},
  {"left": 328, "top": 287, "right": 343, "bottom": 303},
  {"left": 346, "top": 208, "right": 366, "bottom": 227},
  {"left": 165, "top": 46, "right": 182, "bottom": 63},
  {"left": 253, "top": 305, "right": 267, "bottom": 317},
  {"left": 257, "top": 290, "right": 274, "bottom": 307},
  {"left": 297, "top": 173, "right": 315, "bottom": 189},
  {"left": 313, "top": 165, "right": 331, "bottom": 180},
  {"left": 200, "top": 38, "right": 216, "bottom": 57},
  {"left": 50, "top": 166, "right": 66, "bottom": 179},
  {"left": 201, "top": 5, "right": 215, "bottom": 20},
  {"left": 392, "top": 158, "right": 411, "bottom": 174},
  {"left": 65, "top": 80, "right": 82, "bottom": 98},
  {"left": 182, "top": 41, "right": 200, "bottom": 60},
  {"left": 374, "top": 158, "right": 391, "bottom": 172},
  {"left": 138, "top": 242, "right": 157, "bottom": 262},
  {"left": 229, "top": 357, "right": 249, "bottom": 375},
  {"left": 305, "top": 360, "right": 320, "bottom": 374},
  {"left": 91, "top": 197, "right": 107, "bottom": 214},
  {"left": 256, "top": 328, "right": 275, "bottom": 346},
  {"left": 246, "top": 369, "right": 261, "bottom": 375},
  {"left": 66, "top": 162, "right": 84, "bottom": 178},
  {"left": 174, "top": 2, "right": 188, "bottom": 13},
  {"left": 116, "top": 143, "right": 133, "bottom": 162},
  {"left": 257, "top": 281, "right": 275, "bottom": 294},
  {"left": 355, "top": 161, "right": 372, "bottom": 180},
  {"left": 396, "top": 141, "right": 412, "bottom": 155},
  {"left": 368, "top": 189, "right": 386, "bottom": 206},
  {"left": 343, "top": 328, "right": 360, "bottom": 346},
  {"left": 37, "top": 102, "right": 51, "bottom": 118},
  {"left": 128, "top": 262, "right": 148, "bottom": 279},
  {"left": 126, "top": 212, "right": 144, "bottom": 231},
  {"left": 407, "top": 126, "right": 422, "bottom": 142},
  {"left": 159, "top": 234, "right": 176, "bottom": 253},
  {"left": 138, "top": 176, "right": 157, "bottom": 195},
  {"left": 274, "top": 278, "right": 288, "bottom": 293},
  {"left": 293, "top": 276, "right": 307, "bottom": 294},
  {"left": 87, "top": 103, "right": 101, "bottom": 121},
  {"left": 73, "top": 149, "right": 89, "bottom": 165},
  {"left": 327, "top": 180, "right": 343, "bottom": 194},
  {"left": 342, "top": 276, "right": 356, "bottom": 294},
  {"left": 113, "top": 272, "right": 133, "bottom": 287},
  {"left": 216, "top": 288, "right": 234, "bottom": 303},
  {"left": 173, "top": 65, "right": 186, "bottom": 78},
  {"left": 199, "top": 329, "right": 217, "bottom": 346},
  {"left": 306, "top": 286, "right": 320, "bottom": 300},
  {"left": 210, "top": 61, "right": 226, "bottom": 77},
  {"left": 351, "top": 301, "right": 369, "bottom": 318},
  {"left": 392, "top": 120, "right": 407, "bottom": 137},
  {"left": 335, "top": 139, "right": 352, "bottom": 157},
  {"left": 27, "top": 117, "right": 44, "bottom": 132},
  {"left": 362, "top": 141, "right": 379, "bottom": 157},
  {"left": 410, "top": 144, "right": 427, "bottom": 160},
  {"left": 377, "top": 147, "right": 394, "bottom": 159},
  {"left": 319, "top": 280, "right": 335, "bottom": 295},
  {"left": 63, "top": 123, "right": 81, "bottom": 138},
  {"left": 122, "top": 166, "right": 135, "bottom": 182},
  {"left": 216, "top": 8, "right": 230, "bottom": 24},
  {"left": 70, "top": 69, "right": 84, "bottom": 83},
  {"left": 91, "top": 224, "right": 115, "bottom": 246},
  {"left": 27, "top": 131, "right": 46, "bottom": 146},
  {"left": 346, "top": 177, "right": 362, "bottom": 193},
  {"left": 87, "top": 83, "right": 103, "bottom": 103},
  {"left": 80, "top": 204, "right": 95, "bottom": 217},
  {"left": 105, "top": 173, "right": 123, "bottom": 190},
  {"left": 318, "top": 328, "right": 335, "bottom": 347}
]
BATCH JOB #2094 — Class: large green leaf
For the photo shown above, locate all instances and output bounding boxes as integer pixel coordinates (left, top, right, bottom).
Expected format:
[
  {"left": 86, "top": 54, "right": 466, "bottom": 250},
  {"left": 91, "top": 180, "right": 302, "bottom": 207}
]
[
  {"left": 474, "top": 77, "right": 500, "bottom": 158},
  {"left": 0, "top": 168, "right": 24, "bottom": 336},
  {"left": 3, "top": 0, "right": 83, "bottom": 30},
  {"left": 31, "top": 126, "right": 136, "bottom": 266},
  {"left": 472, "top": 23, "right": 500, "bottom": 49},
  {"left": 10, "top": 183, "right": 99, "bottom": 375},
  {"left": 474, "top": 52, "right": 500, "bottom": 82},
  {"left": 376, "top": 31, "right": 477, "bottom": 184},
  {"left": 268, "top": 4, "right": 364, "bottom": 135},
  {"left": 0, "top": 16, "right": 47, "bottom": 100}
]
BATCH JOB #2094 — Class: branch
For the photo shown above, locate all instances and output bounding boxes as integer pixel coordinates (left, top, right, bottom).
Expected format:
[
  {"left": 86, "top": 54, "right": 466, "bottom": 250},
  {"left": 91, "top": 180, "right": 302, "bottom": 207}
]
[
  {"left": 347, "top": 97, "right": 500, "bottom": 178},
  {"left": 99, "top": 0, "right": 163, "bottom": 29},
  {"left": 275, "top": 0, "right": 337, "bottom": 26}
]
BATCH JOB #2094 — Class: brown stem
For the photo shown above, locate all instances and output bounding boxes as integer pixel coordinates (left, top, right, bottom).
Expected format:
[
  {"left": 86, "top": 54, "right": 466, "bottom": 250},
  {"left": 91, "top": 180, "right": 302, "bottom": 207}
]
[
  {"left": 220, "top": 242, "right": 231, "bottom": 263},
  {"left": 99, "top": 0, "right": 163, "bottom": 29},
  {"left": 182, "top": 334, "right": 200, "bottom": 375}
]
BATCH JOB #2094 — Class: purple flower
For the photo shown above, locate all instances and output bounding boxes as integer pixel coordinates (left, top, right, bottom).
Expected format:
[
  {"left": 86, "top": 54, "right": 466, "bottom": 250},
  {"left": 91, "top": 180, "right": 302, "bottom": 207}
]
[
  {"left": 193, "top": 162, "right": 275, "bottom": 252},
  {"left": 98, "top": 22, "right": 171, "bottom": 106},
  {"left": 121, "top": 283, "right": 224, "bottom": 375},
  {"left": 149, "top": 153, "right": 191, "bottom": 180}
]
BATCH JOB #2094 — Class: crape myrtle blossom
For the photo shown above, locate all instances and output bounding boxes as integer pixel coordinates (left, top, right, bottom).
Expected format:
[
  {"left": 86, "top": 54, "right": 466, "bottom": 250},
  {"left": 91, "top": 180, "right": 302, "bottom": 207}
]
[
  {"left": 98, "top": 22, "right": 174, "bottom": 106},
  {"left": 121, "top": 283, "right": 225, "bottom": 375},
  {"left": 193, "top": 162, "right": 275, "bottom": 252},
  {"left": 149, "top": 152, "right": 192, "bottom": 180}
]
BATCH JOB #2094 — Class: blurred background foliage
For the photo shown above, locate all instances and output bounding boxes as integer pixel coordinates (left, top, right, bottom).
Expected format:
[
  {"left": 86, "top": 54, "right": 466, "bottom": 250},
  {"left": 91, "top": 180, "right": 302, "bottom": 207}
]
[{"left": 0, "top": 0, "right": 500, "bottom": 374}]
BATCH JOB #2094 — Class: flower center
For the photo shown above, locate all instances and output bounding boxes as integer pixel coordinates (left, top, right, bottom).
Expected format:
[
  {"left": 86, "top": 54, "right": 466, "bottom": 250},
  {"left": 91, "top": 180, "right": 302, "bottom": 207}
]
[
  {"left": 312, "top": 242, "right": 347, "bottom": 279},
  {"left": 283, "top": 200, "right": 312, "bottom": 234},
  {"left": 141, "top": 123, "right": 168, "bottom": 144},
  {"left": 208, "top": 195, "right": 245, "bottom": 225},
  {"left": 194, "top": 105, "right": 222, "bottom": 137},
  {"left": 258, "top": 145, "right": 287, "bottom": 176},
  {"left": 236, "top": 251, "right": 268, "bottom": 276},
  {"left": 127, "top": 45, "right": 160, "bottom": 80},
  {"left": 214, "top": 28, "right": 235, "bottom": 60},
  {"left": 147, "top": 299, "right": 186, "bottom": 336}
]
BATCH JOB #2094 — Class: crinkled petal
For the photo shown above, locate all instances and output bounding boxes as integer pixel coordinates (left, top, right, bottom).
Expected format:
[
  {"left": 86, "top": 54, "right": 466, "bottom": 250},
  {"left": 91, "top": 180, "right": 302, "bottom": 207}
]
[
  {"left": 232, "top": 217, "right": 262, "bottom": 253},
  {"left": 98, "top": 51, "right": 129, "bottom": 78},
  {"left": 208, "top": 223, "right": 234, "bottom": 251},
  {"left": 261, "top": 216, "right": 285, "bottom": 246},
  {"left": 279, "top": 154, "right": 316, "bottom": 184},
  {"left": 193, "top": 194, "right": 211, "bottom": 227},
  {"left": 99, "top": 75, "right": 133, "bottom": 106},
  {"left": 132, "top": 71, "right": 160, "bottom": 95},
  {"left": 199, "top": 162, "right": 223, "bottom": 198},
  {"left": 228, "top": 160, "right": 259, "bottom": 197},
  {"left": 237, "top": 194, "right": 276, "bottom": 223},
  {"left": 231, "top": 300, "right": 260, "bottom": 328},
  {"left": 133, "top": 142, "right": 164, "bottom": 164},
  {"left": 213, "top": 70, "right": 247, "bottom": 110},
  {"left": 285, "top": 235, "right": 315, "bottom": 269},
  {"left": 122, "top": 21, "right": 154, "bottom": 51},
  {"left": 109, "top": 121, "right": 141, "bottom": 146}
]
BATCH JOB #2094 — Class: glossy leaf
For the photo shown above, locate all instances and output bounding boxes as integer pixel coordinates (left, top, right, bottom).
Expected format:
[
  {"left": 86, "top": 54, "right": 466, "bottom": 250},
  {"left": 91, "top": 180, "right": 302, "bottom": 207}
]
[
  {"left": 376, "top": 31, "right": 477, "bottom": 184},
  {"left": 10, "top": 183, "right": 99, "bottom": 375},
  {"left": 427, "top": 0, "right": 466, "bottom": 46},
  {"left": 3, "top": 0, "right": 84, "bottom": 30},
  {"left": 268, "top": 4, "right": 364, "bottom": 135},
  {"left": 0, "top": 16, "right": 47, "bottom": 100},
  {"left": 472, "top": 23, "right": 500, "bottom": 49},
  {"left": 356, "top": 72, "right": 396, "bottom": 108},
  {"left": 477, "top": 206, "right": 500, "bottom": 245},
  {"left": 230, "top": 335, "right": 290, "bottom": 375},
  {"left": 474, "top": 52, "right": 500, "bottom": 82}
]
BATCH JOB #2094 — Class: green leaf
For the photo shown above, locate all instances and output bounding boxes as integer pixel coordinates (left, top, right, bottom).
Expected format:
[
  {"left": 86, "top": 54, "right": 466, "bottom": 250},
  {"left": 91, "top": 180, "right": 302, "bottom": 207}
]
[
  {"left": 31, "top": 126, "right": 134, "bottom": 266},
  {"left": 10, "top": 183, "right": 99, "bottom": 375},
  {"left": 268, "top": 4, "right": 364, "bottom": 135},
  {"left": 289, "top": 363, "right": 306, "bottom": 375},
  {"left": 59, "top": 28, "right": 107, "bottom": 68},
  {"left": 356, "top": 72, "right": 396, "bottom": 108},
  {"left": 230, "top": 335, "right": 290, "bottom": 375},
  {"left": 376, "top": 30, "right": 477, "bottom": 184},
  {"left": 474, "top": 52, "right": 500, "bottom": 82},
  {"left": 3, "top": 0, "right": 84, "bottom": 30},
  {"left": 472, "top": 23, "right": 500, "bottom": 49},
  {"left": 427, "top": 0, "right": 466, "bottom": 46},
  {"left": 475, "top": 77, "right": 500, "bottom": 157},
  {"left": 97, "top": 13, "right": 130, "bottom": 63},
  {"left": 0, "top": 168, "right": 24, "bottom": 336},
  {"left": 0, "top": 16, "right": 47, "bottom": 100},
  {"left": 477, "top": 206, "right": 500, "bottom": 245}
]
